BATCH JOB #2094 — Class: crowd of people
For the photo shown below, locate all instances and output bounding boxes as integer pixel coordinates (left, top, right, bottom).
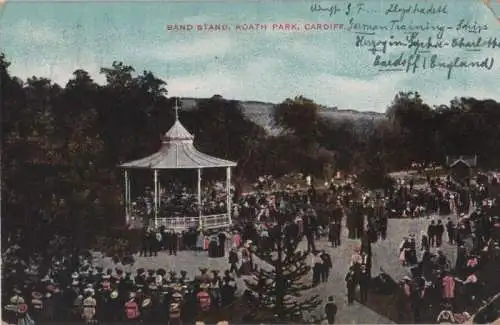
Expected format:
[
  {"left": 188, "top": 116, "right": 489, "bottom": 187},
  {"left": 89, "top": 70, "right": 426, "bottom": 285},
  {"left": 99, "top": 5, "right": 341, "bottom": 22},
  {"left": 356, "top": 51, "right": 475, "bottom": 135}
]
[
  {"left": 2, "top": 254, "right": 242, "bottom": 325},
  {"left": 388, "top": 177, "right": 500, "bottom": 324},
  {"left": 131, "top": 182, "right": 233, "bottom": 221},
  {"left": 3, "top": 171, "right": 500, "bottom": 324},
  {"left": 131, "top": 172, "right": 500, "bottom": 324}
]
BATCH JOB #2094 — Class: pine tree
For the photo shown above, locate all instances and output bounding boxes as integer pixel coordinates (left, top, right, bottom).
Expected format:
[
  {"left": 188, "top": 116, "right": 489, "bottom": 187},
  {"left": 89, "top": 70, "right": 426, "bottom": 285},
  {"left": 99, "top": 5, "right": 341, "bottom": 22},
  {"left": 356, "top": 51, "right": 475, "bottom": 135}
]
[{"left": 244, "top": 213, "right": 322, "bottom": 322}]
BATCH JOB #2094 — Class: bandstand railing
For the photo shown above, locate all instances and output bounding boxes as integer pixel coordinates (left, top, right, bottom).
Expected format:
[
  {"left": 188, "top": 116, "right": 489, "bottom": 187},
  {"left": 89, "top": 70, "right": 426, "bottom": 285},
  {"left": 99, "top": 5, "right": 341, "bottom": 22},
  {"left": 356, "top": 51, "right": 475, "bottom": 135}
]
[
  {"left": 154, "top": 217, "right": 198, "bottom": 231},
  {"left": 148, "top": 214, "right": 231, "bottom": 231},
  {"left": 200, "top": 213, "right": 231, "bottom": 230}
]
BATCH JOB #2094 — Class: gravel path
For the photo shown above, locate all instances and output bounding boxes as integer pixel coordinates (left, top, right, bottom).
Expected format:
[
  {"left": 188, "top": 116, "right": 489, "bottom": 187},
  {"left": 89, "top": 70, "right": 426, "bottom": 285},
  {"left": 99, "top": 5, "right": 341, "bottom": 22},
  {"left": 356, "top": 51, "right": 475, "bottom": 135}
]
[{"left": 93, "top": 214, "right": 458, "bottom": 324}]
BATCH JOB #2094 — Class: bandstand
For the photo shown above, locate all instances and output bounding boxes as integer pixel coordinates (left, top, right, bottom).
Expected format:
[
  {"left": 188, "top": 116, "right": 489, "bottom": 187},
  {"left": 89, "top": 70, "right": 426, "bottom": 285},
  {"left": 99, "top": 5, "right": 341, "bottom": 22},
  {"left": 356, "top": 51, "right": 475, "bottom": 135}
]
[{"left": 119, "top": 102, "right": 237, "bottom": 231}]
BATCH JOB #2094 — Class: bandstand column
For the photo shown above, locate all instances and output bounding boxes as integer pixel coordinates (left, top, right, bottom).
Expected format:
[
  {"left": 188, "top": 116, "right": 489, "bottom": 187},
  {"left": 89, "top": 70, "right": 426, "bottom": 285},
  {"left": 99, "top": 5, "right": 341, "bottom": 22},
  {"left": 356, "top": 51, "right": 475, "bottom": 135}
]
[
  {"left": 197, "top": 168, "right": 202, "bottom": 228},
  {"left": 127, "top": 172, "right": 131, "bottom": 212},
  {"left": 154, "top": 169, "right": 159, "bottom": 228},
  {"left": 124, "top": 169, "right": 130, "bottom": 224},
  {"left": 226, "top": 167, "right": 232, "bottom": 224}
]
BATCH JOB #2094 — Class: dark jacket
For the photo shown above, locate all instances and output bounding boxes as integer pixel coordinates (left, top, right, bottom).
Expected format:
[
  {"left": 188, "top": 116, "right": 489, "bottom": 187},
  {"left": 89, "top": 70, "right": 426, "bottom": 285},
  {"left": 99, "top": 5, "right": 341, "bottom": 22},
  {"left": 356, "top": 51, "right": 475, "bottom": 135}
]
[{"left": 228, "top": 251, "right": 239, "bottom": 264}]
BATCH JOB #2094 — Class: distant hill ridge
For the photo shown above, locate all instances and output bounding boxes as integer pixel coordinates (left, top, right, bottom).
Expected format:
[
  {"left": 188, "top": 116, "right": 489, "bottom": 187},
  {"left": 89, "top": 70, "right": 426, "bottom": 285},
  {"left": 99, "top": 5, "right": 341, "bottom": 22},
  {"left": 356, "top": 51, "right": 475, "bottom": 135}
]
[{"left": 179, "top": 97, "right": 385, "bottom": 134}]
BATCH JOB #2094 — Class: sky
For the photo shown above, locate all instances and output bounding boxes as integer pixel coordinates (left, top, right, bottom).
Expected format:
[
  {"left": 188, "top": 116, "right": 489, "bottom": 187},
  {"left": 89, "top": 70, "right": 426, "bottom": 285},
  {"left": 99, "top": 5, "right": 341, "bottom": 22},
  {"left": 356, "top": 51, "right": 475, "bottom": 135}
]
[{"left": 1, "top": 0, "right": 499, "bottom": 112}]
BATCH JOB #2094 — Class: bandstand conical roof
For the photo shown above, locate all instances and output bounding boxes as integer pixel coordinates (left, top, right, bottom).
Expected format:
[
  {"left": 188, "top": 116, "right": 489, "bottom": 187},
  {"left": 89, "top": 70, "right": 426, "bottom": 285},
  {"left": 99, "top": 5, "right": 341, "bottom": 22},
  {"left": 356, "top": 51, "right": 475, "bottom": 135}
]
[{"left": 120, "top": 105, "right": 237, "bottom": 169}]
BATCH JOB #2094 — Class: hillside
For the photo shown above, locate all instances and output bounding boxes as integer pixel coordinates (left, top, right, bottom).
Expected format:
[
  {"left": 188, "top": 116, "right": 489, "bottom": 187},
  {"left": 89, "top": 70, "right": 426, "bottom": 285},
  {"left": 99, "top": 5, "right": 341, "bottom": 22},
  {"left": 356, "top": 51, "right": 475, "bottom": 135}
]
[{"left": 179, "top": 97, "right": 385, "bottom": 134}]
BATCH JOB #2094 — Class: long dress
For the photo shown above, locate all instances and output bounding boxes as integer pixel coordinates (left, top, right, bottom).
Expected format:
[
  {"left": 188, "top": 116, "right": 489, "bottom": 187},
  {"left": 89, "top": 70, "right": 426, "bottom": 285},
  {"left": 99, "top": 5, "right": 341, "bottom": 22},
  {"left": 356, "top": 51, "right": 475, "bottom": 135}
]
[
  {"left": 196, "top": 233, "right": 204, "bottom": 250},
  {"left": 81, "top": 296, "right": 97, "bottom": 323},
  {"left": 239, "top": 248, "right": 251, "bottom": 275}
]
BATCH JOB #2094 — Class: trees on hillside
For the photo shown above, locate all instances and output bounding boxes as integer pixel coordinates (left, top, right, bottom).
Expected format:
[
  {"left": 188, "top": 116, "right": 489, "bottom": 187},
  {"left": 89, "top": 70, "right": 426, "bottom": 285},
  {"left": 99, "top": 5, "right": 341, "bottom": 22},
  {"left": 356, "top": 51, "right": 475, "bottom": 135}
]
[
  {"left": 273, "top": 95, "right": 319, "bottom": 148},
  {"left": 385, "top": 91, "right": 436, "bottom": 167},
  {"left": 273, "top": 96, "right": 336, "bottom": 177}
]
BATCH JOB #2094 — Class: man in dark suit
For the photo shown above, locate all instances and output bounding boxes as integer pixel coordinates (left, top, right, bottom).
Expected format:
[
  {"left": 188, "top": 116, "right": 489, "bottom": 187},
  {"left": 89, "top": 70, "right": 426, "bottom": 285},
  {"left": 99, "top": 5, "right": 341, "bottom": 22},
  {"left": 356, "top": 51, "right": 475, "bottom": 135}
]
[
  {"left": 324, "top": 296, "right": 338, "bottom": 324},
  {"left": 320, "top": 250, "right": 333, "bottom": 283},
  {"left": 427, "top": 220, "right": 436, "bottom": 247}
]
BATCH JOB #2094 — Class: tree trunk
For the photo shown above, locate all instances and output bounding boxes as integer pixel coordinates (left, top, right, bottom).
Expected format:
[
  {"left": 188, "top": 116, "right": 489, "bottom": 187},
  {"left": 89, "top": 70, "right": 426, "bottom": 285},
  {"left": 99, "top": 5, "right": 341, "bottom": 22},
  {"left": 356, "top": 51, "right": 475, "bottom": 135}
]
[{"left": 275, "top": 213, "right": 285, "bottom": 319}]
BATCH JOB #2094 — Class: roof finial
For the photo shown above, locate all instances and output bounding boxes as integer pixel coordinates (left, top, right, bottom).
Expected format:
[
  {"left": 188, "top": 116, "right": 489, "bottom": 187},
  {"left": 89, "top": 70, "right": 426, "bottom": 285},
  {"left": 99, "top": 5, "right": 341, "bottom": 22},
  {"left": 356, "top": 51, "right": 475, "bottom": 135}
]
[{"left": 174, "top": 97, "right": 180, "bottom": 121}]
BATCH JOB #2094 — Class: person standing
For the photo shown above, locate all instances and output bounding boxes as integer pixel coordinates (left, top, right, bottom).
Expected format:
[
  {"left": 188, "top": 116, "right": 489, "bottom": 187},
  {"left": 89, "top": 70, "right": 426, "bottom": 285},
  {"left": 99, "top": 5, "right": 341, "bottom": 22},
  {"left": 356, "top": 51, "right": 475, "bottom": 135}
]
[
  {"left": 153, "top": 230, "right": 162, "bottom": 256},
  {"left": 427, "top": 220, "right": 436, "bottom": 248},
  {"left": 446, "top": 218, "right": 455, "bottom": 244},
  {"left": 379, "top": 215, "right": 388, "bottom": 240},
  {"left": 312, "top": 252, "right": 323, "bottom": 287},
  {"left": 334, "top": 219, "right": 342, "bottom": 246},
  {"left": 320, "top": 250, "right": 333, "bottom": 283},
  {"left": 147, "top": 230, "right": 156, "bottom": 257},
  {"left": 399, "top": 237, "right": 411, "bottom": 266},
  {"left": 125, "top": 293, "right": 140, "bottom": 321},
  {"left": 141, "top": 230, "right": 150, "bottom": 257},
  {"left": 328, "top": 221, "right": 337, "bottom": 247},
  {"left": 30, "top": 291, "right": 43, "bottom": 324},
  {"left": 460, "top": 272, "right": 480, "bottom": 306},
  {"left": 196, "top": 284, "right": 212, "bottom": 318},
  {"left": 304, "top": 216, "right": 317, "bottom": 253},
  {"left": 408, "top": 234, "right": 418, "bottom": 265},
  {"left": 436, "top": 220, "right": 445, "bottom": 247},
  {"left": 358, "top": 265, "right": 370, "bottom": 303},
  {"left": 442, "top": 271, "right": 456, "bottom": 302},
  {"left": 218, "top": 231, "right": 227, "bottom": 257},
  {"left": 169, "top": 293, "right": 183, "bottom": 325},
  {"left": 81, "top": 290, "right": 97, "bottom": 324},
  {"left": 168, "top": 231, "right": 177, "bottom": 256},
  {"left": 228, "top": 248, "right": 239, "bottom": 276},
  {"left": 197, "top": 230, "right": 205, "bottom": 252},
  {"left": 324, "top": 296, "right": 338, "bottom": 324},
  {"left": 410, "top": 284, "right": 423, "bottom": 323},
  {"left": 345, "top": 267, "right": 357, "bottom": 305},
  {"left": 420, "top": 231, "right": 429, "bottom": 251}
]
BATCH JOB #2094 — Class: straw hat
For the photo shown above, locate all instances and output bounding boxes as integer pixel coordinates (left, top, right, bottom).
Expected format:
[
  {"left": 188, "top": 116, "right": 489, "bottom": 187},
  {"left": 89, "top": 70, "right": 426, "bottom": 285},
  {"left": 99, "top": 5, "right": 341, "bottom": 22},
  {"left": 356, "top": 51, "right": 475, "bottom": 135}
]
[
  {"left": 4, "top": 305, "right": 18, "bottom": 312},
  {"left": 141, "top": 298, "right": 152, "bottom": 308},
  {"left": 200, "top": 283, "right": 210, "bottom": 289},
  {"left": 10, "top": 296, "right": 25, "bottom": 304}
]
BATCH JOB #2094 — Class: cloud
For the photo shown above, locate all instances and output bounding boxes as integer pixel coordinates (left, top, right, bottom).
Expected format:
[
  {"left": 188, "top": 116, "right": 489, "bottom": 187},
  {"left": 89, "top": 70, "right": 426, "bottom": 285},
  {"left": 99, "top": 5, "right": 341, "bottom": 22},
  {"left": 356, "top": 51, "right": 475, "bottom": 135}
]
[
  {"left": 7, "top": 19, "right": 62, "bottom": 44},
  {"left": 4, "top": 10, "right": 499, "bottom": 112},
  {"left": 167, "top": 57, "right": 283, "bottom": 96},
  {"left": 137, "top": 34, "right": 234, "bottom": 62},
  {"left": 167, "top": 49, "right": 500, "bottom": 112},
  {"left": 8, "top": 54, "right": 104, "bottom": 86},
  {"left": 166, "top": 55, "right": 406, "bottom": 111}
]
